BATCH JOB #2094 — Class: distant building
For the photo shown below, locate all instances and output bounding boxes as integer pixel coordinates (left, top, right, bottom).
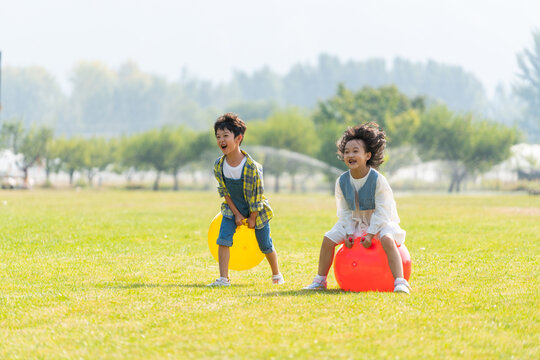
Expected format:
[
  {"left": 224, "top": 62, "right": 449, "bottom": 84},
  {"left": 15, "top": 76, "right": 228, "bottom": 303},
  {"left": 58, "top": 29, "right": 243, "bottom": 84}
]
[{"left": 0, "top": 150, "right": 25, "bottom": 188}]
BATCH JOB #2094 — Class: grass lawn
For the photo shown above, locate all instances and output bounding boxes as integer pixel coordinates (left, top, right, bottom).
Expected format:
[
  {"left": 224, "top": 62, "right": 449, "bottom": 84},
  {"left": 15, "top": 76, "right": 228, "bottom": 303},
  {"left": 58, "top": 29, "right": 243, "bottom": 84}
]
[{"left": 0, "top": 190, "right": 538, "bottom": 359}]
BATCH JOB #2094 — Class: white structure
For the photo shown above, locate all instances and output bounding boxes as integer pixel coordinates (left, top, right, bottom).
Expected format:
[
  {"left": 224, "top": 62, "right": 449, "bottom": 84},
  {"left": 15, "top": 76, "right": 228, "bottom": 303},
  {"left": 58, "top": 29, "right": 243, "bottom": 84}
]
[{"left": 0, "top": 149, "right": 25, "bottom": 188}]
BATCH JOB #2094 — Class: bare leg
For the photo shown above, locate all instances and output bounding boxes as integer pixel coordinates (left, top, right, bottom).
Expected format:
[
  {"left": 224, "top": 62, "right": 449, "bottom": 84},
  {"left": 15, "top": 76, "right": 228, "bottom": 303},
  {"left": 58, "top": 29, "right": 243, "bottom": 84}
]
[
  {"left": 265, "top": 250, "right": 280, "bottom": 275},
  {"left": 380, "top": 235, "right": 404, "bottom": 279},
  {"left": 218, "top": 245, "right": 230, "bottom": 279},
  {"left": 317, "top": 237, "right": 339, "bottom": 276}
]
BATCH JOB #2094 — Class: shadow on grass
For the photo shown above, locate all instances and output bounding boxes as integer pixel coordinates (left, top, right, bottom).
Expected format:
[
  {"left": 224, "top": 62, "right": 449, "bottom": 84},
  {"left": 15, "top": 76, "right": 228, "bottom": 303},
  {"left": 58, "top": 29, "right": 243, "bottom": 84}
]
[
  {"left": 101, "top": 283, "right": 249, "bottom": 289},
  {"left": 252, "top": 289, "right": 346, "bottom": 297}
]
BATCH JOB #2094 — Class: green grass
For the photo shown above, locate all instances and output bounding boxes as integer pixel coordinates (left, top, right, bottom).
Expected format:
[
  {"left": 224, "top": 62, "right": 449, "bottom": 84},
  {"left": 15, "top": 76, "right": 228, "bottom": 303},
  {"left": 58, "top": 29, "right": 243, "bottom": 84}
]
[{"left": 0, "top": 190, "right": 538, "bottom": 359}]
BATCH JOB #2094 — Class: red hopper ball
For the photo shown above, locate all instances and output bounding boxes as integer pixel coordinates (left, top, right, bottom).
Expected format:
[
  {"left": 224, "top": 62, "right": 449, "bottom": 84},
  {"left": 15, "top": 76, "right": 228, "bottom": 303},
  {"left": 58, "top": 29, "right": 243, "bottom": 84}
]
[{"left": 333, "top": 237, "right": 411, "bottom": 292}]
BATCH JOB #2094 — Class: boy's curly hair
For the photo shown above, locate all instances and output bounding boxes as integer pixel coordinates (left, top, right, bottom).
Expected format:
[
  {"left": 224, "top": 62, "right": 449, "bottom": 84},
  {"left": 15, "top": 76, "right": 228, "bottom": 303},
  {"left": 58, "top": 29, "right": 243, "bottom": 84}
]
[
  {"left": 336, "top": 122, "right": 386, "bottom": 169},
  {"left": 214, "top": 113, "right": 247, "bottom": 140}
]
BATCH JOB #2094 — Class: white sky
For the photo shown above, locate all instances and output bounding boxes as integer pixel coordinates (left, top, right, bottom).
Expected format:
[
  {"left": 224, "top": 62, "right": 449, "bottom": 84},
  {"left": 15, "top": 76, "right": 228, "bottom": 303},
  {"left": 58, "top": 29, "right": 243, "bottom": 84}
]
[{"left": 0, "top": 0, "right": 539, "bottom": 95}]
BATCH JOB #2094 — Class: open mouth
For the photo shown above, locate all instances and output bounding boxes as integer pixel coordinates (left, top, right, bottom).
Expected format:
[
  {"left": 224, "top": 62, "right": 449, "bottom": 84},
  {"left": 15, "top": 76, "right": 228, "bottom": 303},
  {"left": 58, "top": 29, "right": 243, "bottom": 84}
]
[{"left": 221, "top": 144, "right": 227, "bottom": 150}]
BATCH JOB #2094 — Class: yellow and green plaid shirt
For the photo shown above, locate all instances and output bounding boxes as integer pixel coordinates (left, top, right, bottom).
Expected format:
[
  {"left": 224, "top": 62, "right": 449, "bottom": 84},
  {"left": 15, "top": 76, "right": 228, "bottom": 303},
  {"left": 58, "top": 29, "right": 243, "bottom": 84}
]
[{"left": 214, "top": 150, "right": 273, "bottom": 229}]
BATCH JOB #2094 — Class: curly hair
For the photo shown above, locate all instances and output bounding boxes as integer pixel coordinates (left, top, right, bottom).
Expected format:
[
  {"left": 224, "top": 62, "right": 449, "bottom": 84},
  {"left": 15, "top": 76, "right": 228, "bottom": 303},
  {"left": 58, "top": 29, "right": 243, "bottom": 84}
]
[
  {"left": 336, "top": 122, "right": 386, "bottom": 169},
  {"left": 214, "top": 113, "right": 247, "bottom": 139}
]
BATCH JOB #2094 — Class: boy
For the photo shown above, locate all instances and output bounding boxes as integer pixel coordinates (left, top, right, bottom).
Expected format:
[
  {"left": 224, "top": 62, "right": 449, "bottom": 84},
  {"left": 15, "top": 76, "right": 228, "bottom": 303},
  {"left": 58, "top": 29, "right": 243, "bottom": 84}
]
[{"left": 208, "top": 113, "right": 284, "bottom": 287}]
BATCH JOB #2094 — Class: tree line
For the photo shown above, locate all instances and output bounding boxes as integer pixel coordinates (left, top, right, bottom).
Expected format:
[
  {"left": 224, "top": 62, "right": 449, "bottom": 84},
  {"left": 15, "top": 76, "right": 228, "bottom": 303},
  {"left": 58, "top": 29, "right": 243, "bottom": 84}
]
[
  {"left": 0, "top": 54, "right": 517, "bottom": 137},
  {"left": 1, "top": 84, "right": 519, "bottom": 192}
]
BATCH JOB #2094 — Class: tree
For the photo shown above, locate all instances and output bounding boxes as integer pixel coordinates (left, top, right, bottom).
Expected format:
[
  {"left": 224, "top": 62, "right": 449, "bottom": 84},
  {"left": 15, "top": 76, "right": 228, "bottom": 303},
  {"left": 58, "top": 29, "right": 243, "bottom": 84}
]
[
  {"left": 57, "top": 137, "right": 88, "bottom": 186},
  {"left": 167, "top": 126, "right": 195, "bottom": 191},
  {"left": 514, "top": 30, "right": 540, "bottom": 141},
  {"left": 114, "top": 62, "right": 168, "bottom": 133},
  {"left": 120, "top": 134, "right": 149, "bottom": 186},
  {"left": 81, "top": 137, "right": 113, "bottom": 187},
  {"left": 415, "top": 105, "right": 519, "bottom": 192},
  {"left": 139, "top": 129, "right": 172, "bottom": 190},
  {"left": 391, "top": 58, "right": 487, "bottom": 112},
  {"left": 161, "top": 83, "right": 214, "bottom": 131},
  {"left": 247, "top": 108, "right": 319, "bottom": 192},
  {"left": 226, "top": 100, "right": 279, "bottom": 122},
  {"left": 312, "top": 84, "right": 424, "bottom": 170},
  {"left": 0, "top": 120, "right": 53, "bottom": 186},
  {"left": 0, "top": 120, "right": 24, "bottom": 152},
  {"left": 69, "top": 61, "right": 117, "bottom": 135},
  {"left": 233, "top": 66, "right": 283, "bottom": 103},
  {"left": 2, "top": 66, "right": 65, "bottom": 129},
  {"left": 43, "top": 137, "right": 64, "bottom": 185}
]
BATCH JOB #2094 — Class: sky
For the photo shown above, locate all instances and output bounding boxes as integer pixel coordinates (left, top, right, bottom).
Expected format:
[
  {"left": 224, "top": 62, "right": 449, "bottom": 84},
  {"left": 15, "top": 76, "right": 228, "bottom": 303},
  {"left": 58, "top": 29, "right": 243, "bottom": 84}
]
[{"left": 0, "top": 0, "right": 539, "bottom": 96}]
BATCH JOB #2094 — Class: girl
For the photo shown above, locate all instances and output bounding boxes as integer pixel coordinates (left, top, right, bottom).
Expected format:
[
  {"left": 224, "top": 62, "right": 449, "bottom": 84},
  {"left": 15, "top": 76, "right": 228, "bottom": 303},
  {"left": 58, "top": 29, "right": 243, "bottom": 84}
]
[{"left": 304, "top": 122, "right": 410, "bottom": 293}]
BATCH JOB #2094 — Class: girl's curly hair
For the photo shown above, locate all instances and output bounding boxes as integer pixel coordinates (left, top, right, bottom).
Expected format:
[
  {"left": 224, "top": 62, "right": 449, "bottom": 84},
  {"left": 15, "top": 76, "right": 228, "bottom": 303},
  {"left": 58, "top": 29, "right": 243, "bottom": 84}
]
[{"left": 336, "top": 122, "right": 386, "bottom": 169}]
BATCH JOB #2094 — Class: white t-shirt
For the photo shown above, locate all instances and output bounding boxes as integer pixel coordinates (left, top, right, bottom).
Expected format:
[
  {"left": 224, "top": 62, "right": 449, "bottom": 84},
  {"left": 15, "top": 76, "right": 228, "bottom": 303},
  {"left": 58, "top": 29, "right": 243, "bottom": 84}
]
[{"left": 223, "top": 157, "right": 247, "bottom": 180}]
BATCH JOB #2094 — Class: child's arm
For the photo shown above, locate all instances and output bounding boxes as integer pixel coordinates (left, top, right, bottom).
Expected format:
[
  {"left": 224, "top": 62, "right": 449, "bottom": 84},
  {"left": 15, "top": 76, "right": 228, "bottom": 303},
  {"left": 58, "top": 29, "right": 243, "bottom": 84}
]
[
  {"left": 224, "top": 195, "right": 246, "bottom": 226},
  {"left": 361, "top": 233, "right": 374, "bottom": 248},
  {"left": 335, "top": 179, "right": 355, "bottom": 243},
  {"left": 214, "top": 160, "right": 230, "bottom": 198},
  {"left": 246, "top": 164, "right": 265, "bottom": 228},
  {"left": 367, "top": 175, "right": 399, "bottom": 238},
  {"left": 247, "top": 211, "right": 258, "bottom": 229},
  {"left": 248, "top": 166, "right": 265, "bottom": 213}
]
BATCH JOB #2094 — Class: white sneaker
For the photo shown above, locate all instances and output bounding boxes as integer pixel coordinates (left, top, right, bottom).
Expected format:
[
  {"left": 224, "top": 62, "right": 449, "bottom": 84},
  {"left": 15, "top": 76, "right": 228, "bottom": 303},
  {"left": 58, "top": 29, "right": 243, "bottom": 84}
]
[
  {"left": 394, "top": 278, "right": 411, "bottom": 294},
  {"left": 394, "top": 283, "right": 410, "bottom": 294},
  {"left": 207, "top": 277, "right": 231, "bottom": 287},
  {"left": 272, "top": 273, "right": 285, "bottom": 285},
  {"left": 303, "top": 280, "right": 327, "bottom": 290}
]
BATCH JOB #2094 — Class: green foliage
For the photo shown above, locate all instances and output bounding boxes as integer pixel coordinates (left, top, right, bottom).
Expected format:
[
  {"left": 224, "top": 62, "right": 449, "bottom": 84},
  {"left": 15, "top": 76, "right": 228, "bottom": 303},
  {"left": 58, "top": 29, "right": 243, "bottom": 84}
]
[
  {"left": 55, "top": 136, "right": 89, "bottom": 185},
  {"left": 81, "top": 137, "right": 113, "bottom": 186},
  {"left": 226, "top": 100, "right": 279, "bottom": 122},
  {"left": 0, "top": 191, "right": 538, "bottom": 359},
  {"left": 233, "top": 66, "right": 283, "bottom": 102},
  {"left": 117, "top": 126, "right": 215, "bottom": 190},
  {"left": 246, "top": 109, "right": 320, "bottom": 191},
  {"left": 4, "top": 56, "right": 490, "bottom": 137},
  {"left": 19, "top": 125, "right": 54, "bottom": 170},
  {"left": 415, "top": 105, "right": 519, "bottom": 191},
  {"left": 2, "top": 66, "right": 65, "bottom": 128},
  {"left": 0, "top": 120, "right": 23, "bottom": 153},
  {"left": 43, "top": 137, "right": 64, "bottom": 180},
  {"left": 127, "top": 128, "right": 174, "bottom": 190},
  {"left": 385, "top": 109, "right": 421, "bottom": 147},
  {"left": 514, "top": 30, "right": 540, "bottom": 139},
  {"left": 249, "top": 108, "right": 319, "bottom": 156},
  {"left": 0, "top": 119, "right": 53, "bottom": 182},
  {"left": 314, "top": 122, "right": 346, "bottom": 171},
  {"left": 391, "top": 58, "right": 487, "bottom": 112},
  {"left": 114, "top": 62, "right": 168, "bottom": 133},
  {"left": 312, "top": 85, "right": 424, "bottom": 169},
  {"left": 69, "top": 61, "right": 117, "bottom": 134},
  {"left": 314, "top": 84, "right": 423, "bottom": 135}
]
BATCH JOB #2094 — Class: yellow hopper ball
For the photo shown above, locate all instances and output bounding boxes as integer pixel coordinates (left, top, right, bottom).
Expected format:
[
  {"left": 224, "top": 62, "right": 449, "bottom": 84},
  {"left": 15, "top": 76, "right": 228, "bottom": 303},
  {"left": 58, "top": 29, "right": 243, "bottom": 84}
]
[{"left": 207, "top": 213, "right": 265, "bottom": 271}]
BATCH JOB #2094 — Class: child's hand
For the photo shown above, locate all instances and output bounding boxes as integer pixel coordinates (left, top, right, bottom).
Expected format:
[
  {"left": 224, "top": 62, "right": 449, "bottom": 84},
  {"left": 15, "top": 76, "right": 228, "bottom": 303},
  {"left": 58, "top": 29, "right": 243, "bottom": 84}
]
[
  {"left": 362, "top": 234, "right": 373, "bottom": 248},
  {"left": 234, "top": 214, "right": 246, "bottom": 227},
  {"left": 246, "top": 216, "right": 256, "bottom": 229},
  {"left": 344, "top": 235, "right": 354, "bottom": 248}
]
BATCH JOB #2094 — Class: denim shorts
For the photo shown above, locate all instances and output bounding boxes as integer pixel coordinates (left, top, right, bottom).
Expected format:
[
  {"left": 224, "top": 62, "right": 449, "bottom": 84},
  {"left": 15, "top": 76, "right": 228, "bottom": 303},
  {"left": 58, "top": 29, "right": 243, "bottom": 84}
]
[{"left": 216, "top": 216, "right": 274, "bottom": 254}]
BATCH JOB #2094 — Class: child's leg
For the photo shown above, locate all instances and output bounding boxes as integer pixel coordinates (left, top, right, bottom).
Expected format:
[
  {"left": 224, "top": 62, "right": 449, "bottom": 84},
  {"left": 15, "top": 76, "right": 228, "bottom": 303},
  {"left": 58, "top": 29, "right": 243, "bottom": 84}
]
[
  {"left": 264, "top": 250, "right": 280, "bottom": 276},
  {"left": 380, "top": 235, "right": 403, "bottom": 279},
  {"left": 317, "top": 236, "right": 339, "bottom": 276},
  {"left": 304, "top": 236, "right": 338, "bottom": 289},
  {"left": 218, "top": 245, "right": 230, "bottom": 279},
  {"left": 255, "top": 223, "right": 280, "bottom": 276},
  {"left": 216, "top": 216, "right": 236, "bottom": 279}
]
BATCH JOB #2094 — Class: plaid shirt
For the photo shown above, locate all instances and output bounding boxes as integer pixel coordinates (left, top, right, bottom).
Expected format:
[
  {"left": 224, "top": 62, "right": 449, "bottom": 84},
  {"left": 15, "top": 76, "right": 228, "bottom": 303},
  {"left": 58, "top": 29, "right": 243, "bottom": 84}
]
[{"left": 214, "top": 150, "right": 273, "bottom": 229}]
